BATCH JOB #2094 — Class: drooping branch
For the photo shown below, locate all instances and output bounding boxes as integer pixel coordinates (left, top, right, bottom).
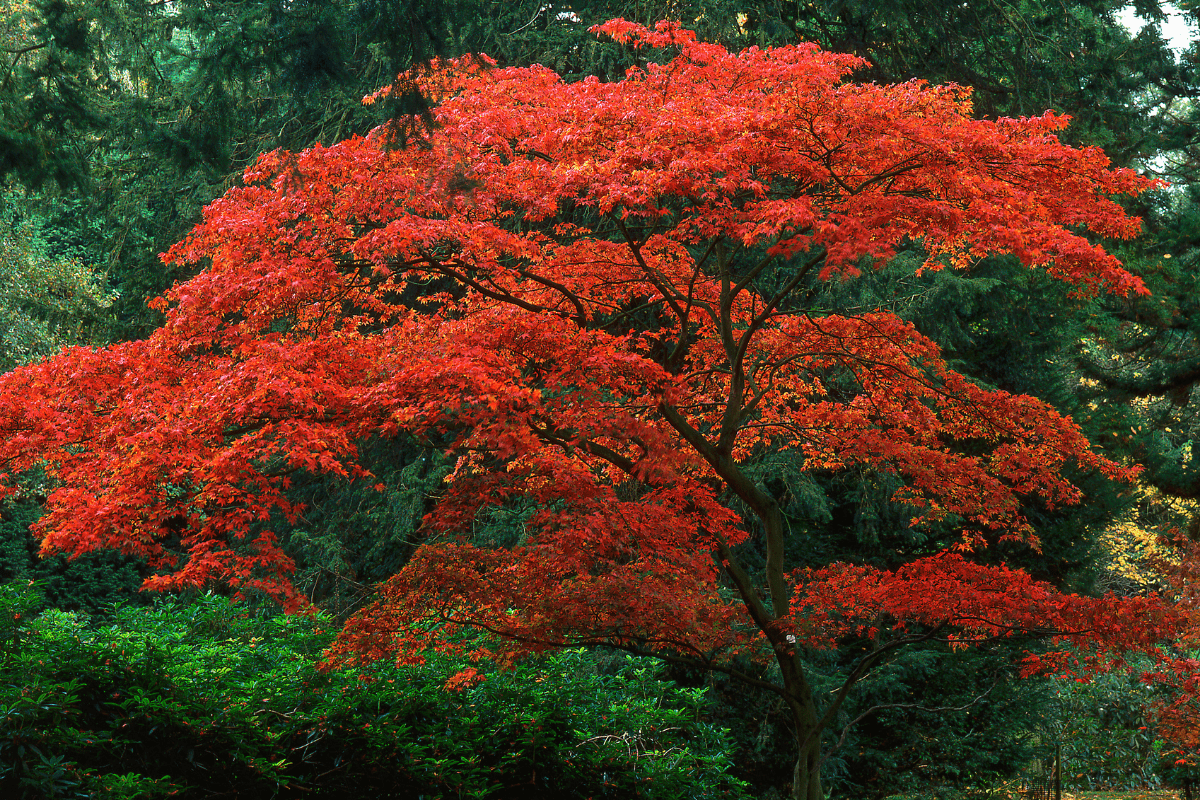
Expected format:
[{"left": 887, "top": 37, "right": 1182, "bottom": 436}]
[{"left": 818, "top": 681, "right": 999, "bottom": 770}]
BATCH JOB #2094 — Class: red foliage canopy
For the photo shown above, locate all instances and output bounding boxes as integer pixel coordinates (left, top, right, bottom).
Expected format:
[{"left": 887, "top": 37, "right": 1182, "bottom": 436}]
[{"left": 0, "top": 25, "right": 1186, "bottom": 769}]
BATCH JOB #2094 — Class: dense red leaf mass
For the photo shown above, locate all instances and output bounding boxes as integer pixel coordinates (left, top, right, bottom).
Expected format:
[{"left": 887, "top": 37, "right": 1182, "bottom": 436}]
[{"left": 0, "top": 21, "right": 1189, "bottom": 793}]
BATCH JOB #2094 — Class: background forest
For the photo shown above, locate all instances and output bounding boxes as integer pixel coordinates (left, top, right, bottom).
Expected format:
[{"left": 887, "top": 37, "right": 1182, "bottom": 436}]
[{"left": 1, "top": 1, "right": 1199, "bottom": 798}]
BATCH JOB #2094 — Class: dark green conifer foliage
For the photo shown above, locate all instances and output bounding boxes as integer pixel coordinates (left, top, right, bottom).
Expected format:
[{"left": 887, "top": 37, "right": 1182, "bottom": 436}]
[
  {"left": 279, "top": 438, "right": 451, "bottom": 616},
  {"left": 1067, "top": 5, "right": 1200, "bottom": 538},
  {"left": 0, "top": 500, "right": 146, "bottom": 615},
  {"left": 2, "top": 0, "right": 507, "bottom": 339}
]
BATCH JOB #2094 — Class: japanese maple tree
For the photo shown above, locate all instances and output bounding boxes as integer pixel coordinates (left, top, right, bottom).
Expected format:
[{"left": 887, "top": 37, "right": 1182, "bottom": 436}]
[{"left": 0, "top": 20, "right": 1190, "bottom": 798}]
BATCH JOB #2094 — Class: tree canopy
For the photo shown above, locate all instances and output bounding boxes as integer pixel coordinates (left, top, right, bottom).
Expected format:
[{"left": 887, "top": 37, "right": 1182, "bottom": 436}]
[{"left": 0, "top": 18, "right": 1192, "bottom": 799}]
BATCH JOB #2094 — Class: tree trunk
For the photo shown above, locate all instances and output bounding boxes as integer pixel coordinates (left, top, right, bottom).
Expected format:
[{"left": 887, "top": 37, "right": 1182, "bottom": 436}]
[
  {"left": 792, "top": 728, "right": 824, "bottom": 800},
  {"left": 679, "top": 438, "right": 831, "bottom": 798},
  {"left": 778, "top": 646, "right": 826, "bottom": 799}
]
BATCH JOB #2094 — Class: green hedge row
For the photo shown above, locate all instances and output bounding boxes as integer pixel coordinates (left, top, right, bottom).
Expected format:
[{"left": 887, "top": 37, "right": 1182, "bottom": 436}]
[{"left": 0, "top": 582, "right": 748, "bottom": 799}]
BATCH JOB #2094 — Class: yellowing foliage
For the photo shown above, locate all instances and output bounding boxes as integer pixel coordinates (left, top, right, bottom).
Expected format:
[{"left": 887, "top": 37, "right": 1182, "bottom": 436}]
[{"left": 0, "top": 192, "right": 117, "bottom": 370}]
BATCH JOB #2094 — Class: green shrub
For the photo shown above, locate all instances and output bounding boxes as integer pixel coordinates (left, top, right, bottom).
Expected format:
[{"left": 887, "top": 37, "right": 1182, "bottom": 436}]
[
  {"left": 1048, "top": 668, "right": 1167, "bottom": 791},
  {"left": 0, "top": 583, "right": 748, "bottom": 798}
]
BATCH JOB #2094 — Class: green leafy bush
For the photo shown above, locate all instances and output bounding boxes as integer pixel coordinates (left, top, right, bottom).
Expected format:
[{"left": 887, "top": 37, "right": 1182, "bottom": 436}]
[
  {"left": 0, "top": 583, "right": 747, "bottom": 798},
  {"left": 1048, "top": 669, "right": 1167, "bottom": 791}
]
